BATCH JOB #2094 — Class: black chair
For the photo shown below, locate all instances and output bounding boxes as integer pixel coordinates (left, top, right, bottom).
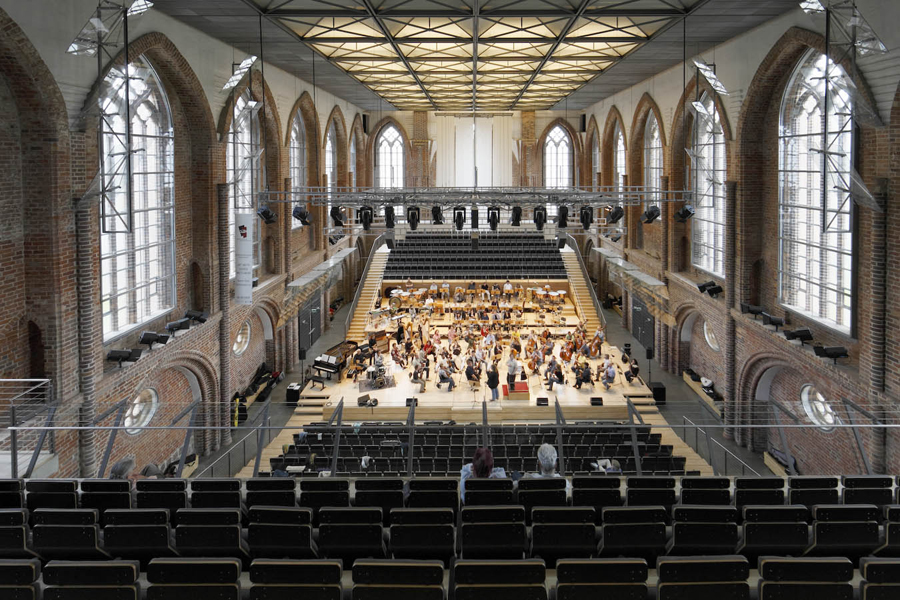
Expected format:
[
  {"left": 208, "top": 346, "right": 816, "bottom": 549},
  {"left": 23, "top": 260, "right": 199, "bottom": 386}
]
[
  {"left": 104, "top": 508, "right": 178, "bottom": 564},
  {"left": 249, "top": 558, "right": 342, "bottom": 600},
  {"left": 454, "top": 559, "right": 547, "bottom": 600},
  {"left": 626, "top": 477, "right": 677, "bottom": 510},
  {"left": 42, "top": 560, "right": 140, "bottom": 600},
  {"left": 136, "top": 490, "right": 187, "bottom": 517},
  {"left": 460, "top": 506, "right": 527, "bottom": 560},
  {"left": 656, "top": 555, "right": 749, "bottom": 600},
  {"left": 598, "top": 506, "right": 667, "bottom": 561},
  {"left": 0, "top": 557, "right": 41, "bottom": 600},
  {"left": 667, "top": 506, "right": 738, "bottom": 556},
  {"left": 860, "top": 557, "right": 900, "bottom": 600},
  {"left": 0, "top": 509, "right": 38, "bottom": 559},
  {"left": 407, "top": 490, "right": 459, "bottom": 516},
  {"left": 174, "top": 523, "right": 250, "bottom": 568},
  {"left": 351, "top": 559, "right": 444, "bottom": 600},
  {"left": 389, "top": 508, "right": 455, "bottom": 565},
  {"left": 758, "top": 556, "right": 853, "bottom": 600},
  {"left": 875, "top": 505, "right": 900, "bottom": 556},
  {"left": 31, "top": 508, "right": 109, "bottom": 561},
  {"left": 247, "top": 507, "right": 317, "bottom": 559},
  {"left": 736, "top": 505, "right": 809, "bottom": 561},
  {"left": 317, "top": 508, "right": 386, "bottom": 567},
  {"left": 245, "top": 490, "right": 296, "bottom": 508},
  {"left": 734, "top": 477, "right": 785, "bottom": 511},
  {"left": 804, "top": 504, "right": 880, "bottom": 560},
  {"left": 788, "top": 477, "right": 840, "bottom": 508},
  {"left": 531, "top": 508, "right": 596, "bottom": 567},
  {"left": 571, "top": 478, "right": 623, "bottom": 523},
  {"left": 843, "top": 476, "right": 895, "bottom": 506},
  {"left": 679, "top": 477, "right": 731, "bottom": 505},
  {"left": 355, "top": 490, "right": 404, "bottom": 526},
  {"left": 147, "top": 557, "right": 242, "bottom": 600},
  {"left": 299, "top": 491, "right": 350, "bottom": 525},
  {"left": 555, "top": 558, "right": 648, "bottom": 600}
]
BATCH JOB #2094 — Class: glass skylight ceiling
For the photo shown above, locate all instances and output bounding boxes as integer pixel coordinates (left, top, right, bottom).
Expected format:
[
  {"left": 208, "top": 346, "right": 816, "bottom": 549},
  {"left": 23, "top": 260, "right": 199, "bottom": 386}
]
[{"left": 254, "top": 0, "right": 696, "bottom": 111}]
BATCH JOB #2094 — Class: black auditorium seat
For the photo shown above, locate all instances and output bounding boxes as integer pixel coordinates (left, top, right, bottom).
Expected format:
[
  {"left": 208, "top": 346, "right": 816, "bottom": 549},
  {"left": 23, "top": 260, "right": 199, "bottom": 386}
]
[
  {"left": 666, "top": 505, "right": 739, "bottom": 555},
  {"left": 0, "top": 509, "right": 39, "bottom": 559},
  {"left": 454, "top": 559, "right": 548, "bottom": 600},
  {"left": 516, "top": 478, "right": 568, "bottom": 524},
  {"left": 679, "top": 477, "right": 731, "bottom": 505},
  {"left": 30, "top": 509, "right": 110, "bottom": 560},
  {"left": 875, "top": 505, "right": 900, "bottom": 556},
  {"left": 351, "top": 559, "right": 445, "bottom": 600},
  {"left": 0, "top": 557, "right": 41, "bottom": 600},
  {"left": 860, "top": 557, "right": 900, "bottom": 600},
  {"left": 656, "top": 555, "right": 750, "bottom": 600},
  {"left": 247, "top": 506, "right": 317, "bottom": 559},
  {"left": 249, "top": 559, "right": 342, "bottom": 600},
  {"left": 42, "top": 559, "right": 140, "bottom": 600},
  {"left": 625, "top": 477, "right": 677, "bottom": 511},
  {"left": 733, "top": 477, "right": 785, "bottom": 510},
  {"left": 788, "top": 476, "right": 840, "bottom": 508},
  {"left": 736, "top": 505, "right": 810, "bottom": 561},
  {"left": 298, "top": 479, "right": 350, "bottom": 525},
  {"left": 317, "top": 507, "right": 386, "bottom": 567},
  {"left": 354, "top": 479, "right": 405, "bottom": 526},
  {"left": 189, "top": 478, "right": 243, "bottom": 510},
  {"left": 530, "top": 507, "right": 596, "bottom": 567},
  {"left": 147, "top": 557, "right": 242, "bottom": 600},
  {"left": 598, "top": 506, "right": 667, "bottom": 561},
  {"left": 389, "top": 508, "right": 456, "bottom": 565},
  {"left": 0, "top": 478, "right": 25, "bottom": 509},
  {"left": 555, "top": 558, "right": 648, "bottom": 600},
  {"left": 103, "top": 508, "right": 177, "bottom": 564},
  {"left": 758, "top": 556, "right": 854, "bottom": 600},
  {"left": 406, "top": 478, "right": 459, "bottom": 516},
  {"left": 804, "top": 504, "right": 880, "bottom": 560},
  {"left": 843, "top": 476, "right": 896, "bottom": 506},
  {"left": 245, "top": 477, "right": 297, "bottom": 508},
  {"left": 173, "top": 509, "right": 250, "bottom": 568},
  {"left": 24, "top": 480, "right": 78, "bottom": 515},
  {"left": 78, "top": 480, "right": 132, "bottom": 525},
  {"left": 135, "top": 479, "right": 187, "bottom": 517},
  {"left": 460, "top": 505, "right": 528, "bottom": 560},
  {"left": 464, "top": 478, "right": 515, "bottom": 506},
  {"left": 571, "top": 477, "right": 623, "bottom": 523}
]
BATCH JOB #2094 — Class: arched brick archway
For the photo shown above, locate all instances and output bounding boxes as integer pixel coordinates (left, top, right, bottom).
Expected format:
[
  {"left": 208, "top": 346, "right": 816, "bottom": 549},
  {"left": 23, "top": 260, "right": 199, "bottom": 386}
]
[
  {"left": 349, "top": 113, "right": 367, "bottom": 189},
  {"left": 627, "top": 93, "right": 668, "bottom": 251},
  {"left": 322, "top": 105, "right": 349, "bottom": 188},
  {"left": 600, "top": 106, "right": 627, "bottom": 189},
  {"left": 584, "top": 115, "right": 601, "bottom": 190},
  {"left": 285, "top": 91, "right": 321, "bottom": 188},
  {"left": 534, "top": 117, "right": 584, "bottom": 188},
  {"left": 365, "top": 116, "right": 413, "bottom": 188}
]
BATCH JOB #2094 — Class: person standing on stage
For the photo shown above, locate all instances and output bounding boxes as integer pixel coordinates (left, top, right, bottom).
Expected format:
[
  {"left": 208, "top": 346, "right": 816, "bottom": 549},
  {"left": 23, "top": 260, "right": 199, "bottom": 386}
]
[
  {"left": 506, "top": 354, "right": 520, "bottom": 389},
  {"left": 486, "top": 362, "right": 500, "bottom": 402}
]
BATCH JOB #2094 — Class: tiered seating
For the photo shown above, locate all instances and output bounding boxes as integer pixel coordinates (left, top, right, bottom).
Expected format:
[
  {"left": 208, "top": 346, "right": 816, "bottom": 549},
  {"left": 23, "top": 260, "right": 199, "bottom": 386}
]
[
  {"left": 384, "top": 234, "right": 566, "bottom": 279},
  {"left": 274, "top": 422, "right": 683, "bottom": 477}
]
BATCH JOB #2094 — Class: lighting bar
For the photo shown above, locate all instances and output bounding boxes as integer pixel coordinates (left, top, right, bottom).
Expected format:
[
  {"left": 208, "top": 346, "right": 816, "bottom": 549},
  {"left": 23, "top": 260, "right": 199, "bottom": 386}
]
[
  {"left": 126, "top": 0, "right": 154, "bottom": 17},
  {"left": 693, "top": 57, "right": 728, "bottom": 95},
  {"left": 223, "top": 56, "right": 258, "bottom": 91}
]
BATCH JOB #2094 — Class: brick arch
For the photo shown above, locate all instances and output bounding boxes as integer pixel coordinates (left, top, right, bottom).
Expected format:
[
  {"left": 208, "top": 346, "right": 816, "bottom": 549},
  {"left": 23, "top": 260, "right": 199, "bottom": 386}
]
[
  {"left": 534, "top": 117, "right": 584, "bottom": 187},
  {"left": 349, "top": 113, "right": 367, "bottom": 188},
  {"left": 628, "top": 92, "right": 668, "bottom": 185},
  {"left": 584, "top": 115, "right": 601, "bottom": 189},
  {"left": 600, "top": 106, "right": 627, "bottom": 188},
  {"left": 285, "top": 91, "right": 321, "bottom": 187},
  {"left": 366, "top": 116, "right": 413, "bottom": 187},
  {"left": 322, "top": 105, "right": 349, "bottom": 188},
  {"left": 736, "top": 353, "right": 797, "bottom": 450}
]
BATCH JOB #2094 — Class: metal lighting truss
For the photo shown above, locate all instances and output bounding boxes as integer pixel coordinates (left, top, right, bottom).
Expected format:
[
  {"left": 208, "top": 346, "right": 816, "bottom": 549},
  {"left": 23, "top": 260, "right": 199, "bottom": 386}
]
[{"left": 244, "top": 0, "right": 707, "bottom": 111}]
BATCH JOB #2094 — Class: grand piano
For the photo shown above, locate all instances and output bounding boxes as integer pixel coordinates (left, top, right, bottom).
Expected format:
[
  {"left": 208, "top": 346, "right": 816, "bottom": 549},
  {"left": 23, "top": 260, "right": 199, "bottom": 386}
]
[{"left": 313, "top": 340, "right": 358, "bottom": 381}]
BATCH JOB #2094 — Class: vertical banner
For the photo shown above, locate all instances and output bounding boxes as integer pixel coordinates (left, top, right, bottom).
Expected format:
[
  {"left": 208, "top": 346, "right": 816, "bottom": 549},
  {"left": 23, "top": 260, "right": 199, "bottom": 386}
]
[{"left": 235, "top": 212, "right": 254, "bottom": 305}]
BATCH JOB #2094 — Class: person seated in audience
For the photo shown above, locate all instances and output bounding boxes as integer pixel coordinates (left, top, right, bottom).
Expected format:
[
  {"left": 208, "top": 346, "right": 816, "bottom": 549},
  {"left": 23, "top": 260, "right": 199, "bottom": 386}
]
[
  {"left": 574, "top": 363, "right": 592, "bottom": 389},
  {"left": 410, "top": 361, "right": 427, "bottom": 393},
  {"left": 436, "top": 365, "right": 456, "bottom": 391},
  {"left": 547, "top": 362, "right": 565, "bottom": 391},
  {"left": 391, "top": 343, "right": 406, "bottom": 368},
  {"left": 601, "top": 362, "right": 617, "bottom": 390},
  {"left": 460, "top": 447, "right": 506, "bottom": 501},
  {"left": 527, "top": 444, "right": 572, "bottom": 491},
  {"left": 596, "top": 458, "right": 622, "bottom": 474},
  {"left": 108, "top": 457, "right": 136, "bottom": 481},
  {"left": 624, "top": 358, "right": 640, "bottom": 383},
  {"left": 486, "top": 363, "right": 500, "bottom": 402},
  {"left": 503, "top": 279, "right": 514, "bottom": 300}
]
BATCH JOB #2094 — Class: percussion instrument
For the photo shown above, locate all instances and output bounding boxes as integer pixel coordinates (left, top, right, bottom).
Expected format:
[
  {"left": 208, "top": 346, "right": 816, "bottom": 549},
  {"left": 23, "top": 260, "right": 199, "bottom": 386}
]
[
  {"left": 389, "top": 296, "right": 402, "bottom": 311},
  {"left": 373, "top": 375, "right": 386, "bottom": 389}
]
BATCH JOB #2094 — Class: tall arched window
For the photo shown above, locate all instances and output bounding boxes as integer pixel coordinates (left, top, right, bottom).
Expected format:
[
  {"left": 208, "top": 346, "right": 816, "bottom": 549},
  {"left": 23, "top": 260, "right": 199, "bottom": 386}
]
[
  {"left": 349, "top": 134, "right": 357, "bottom": 189},
  {"left": 643, "top": 114, "right": 663, "bottom": 209},
  {"left": 779, "top": 50, "right": 853, "bottom": 332},
  {"left": 689, "top": 92, "right": 726, "bottom": 276},
  {"left": 375, "top": 124, "right": 404, "bottom": 188},
  {"left": 289, "top": 111, "right": 307, "bottom": 229},
  {"left": 325, "top": 122, "right": 337, "bottom": 231},
  {"left": 227, "top": 89, "right": 262, "bottom": 278},
  {"left": 613, "top": 123, "right": 626, "bottom": 191},
  {"left": 544, "top": 125, "right": 573, "bottom": 188},
  {"left": 99, "top": 56, "right": 175, "bottom": 340},
  {"left": 591, "top": 134, "right": 600, "bottom": 190}
]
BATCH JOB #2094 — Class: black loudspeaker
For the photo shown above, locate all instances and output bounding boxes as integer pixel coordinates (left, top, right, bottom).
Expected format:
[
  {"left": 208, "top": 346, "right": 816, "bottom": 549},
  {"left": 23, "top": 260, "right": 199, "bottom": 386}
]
[
  {"left": 558, "top": 238, "right": 566, "bottom": 249},
  {"left": 386, "top": 239, "right": 394, "bottom": 250},
  {"left": 471, "top": 208, "right": 479, "bottom": 228},
  {"left": 299, "top": 348, "right": 307, "bottom": 361},
  {"left": 406, "top": 398, "right": 418, "bottom": 406},
  {"left": 646, "top": 347, "right": 654, "bottom": 360},
  {"left": 357, "top": 394, "right": 371, "bottom": 406},
  {"left": 650, "top": 382, "right": 666, "bottom": 405},
  {"left": 580, "top": 114, "right": 587, "bottom": 133},
  {"left": 536, "top": 397, "right": 549, "bottom": 407},
  {"left": 362, "top": 114, "right": 369, "bottom": 134},
  {"left": 590, "top": 397, "right": 604, "bottom": 406}
]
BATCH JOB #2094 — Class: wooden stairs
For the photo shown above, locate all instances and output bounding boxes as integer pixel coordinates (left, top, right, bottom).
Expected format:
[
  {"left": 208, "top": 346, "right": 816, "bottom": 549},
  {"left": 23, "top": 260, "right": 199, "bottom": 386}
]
[
  {"left": 346, "top": 248, "right": 389, "bottom": 343},
  {"left": 561, "top": 249, "right": 603, "bottom": 332}
]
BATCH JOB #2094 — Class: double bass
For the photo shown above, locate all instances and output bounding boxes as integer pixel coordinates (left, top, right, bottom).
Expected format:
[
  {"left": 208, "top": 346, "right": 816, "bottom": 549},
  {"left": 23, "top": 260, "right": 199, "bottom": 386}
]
[{"left": 560, "top": 341, "right": 575, "bottom": 363}]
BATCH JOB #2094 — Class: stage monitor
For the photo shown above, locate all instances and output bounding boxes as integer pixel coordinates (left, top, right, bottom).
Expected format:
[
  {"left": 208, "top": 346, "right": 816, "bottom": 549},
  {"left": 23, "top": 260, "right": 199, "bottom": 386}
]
[
  {"left": 536, "top": 397, "right": 549, "bottom": 407},
  {"left": 406, "top": 398, "right": 418, "bottom": 406},
  {"left": 357, "top": 394, "right": 371, "bottom": 406},
  {"left": 590, "top": 397, "right": 604, "bottom": 406}
]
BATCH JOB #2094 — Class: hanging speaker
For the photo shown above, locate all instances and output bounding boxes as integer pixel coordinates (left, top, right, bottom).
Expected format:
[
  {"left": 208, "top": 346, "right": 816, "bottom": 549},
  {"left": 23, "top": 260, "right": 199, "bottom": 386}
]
[
  {"left": 299, "top": 348, "right": 307, "bottom": 361},
  {"left": 646, "top": 347, "right": 654, "bottom": 360},
  {"left": 386, "top": 239, "right": 394, "bottom": 250},
  {"left": 362, "top": 114, "right": 369, "bottom": 134},
  {"left": 580, "top": 114, "right": 587, "bottom": 133}
]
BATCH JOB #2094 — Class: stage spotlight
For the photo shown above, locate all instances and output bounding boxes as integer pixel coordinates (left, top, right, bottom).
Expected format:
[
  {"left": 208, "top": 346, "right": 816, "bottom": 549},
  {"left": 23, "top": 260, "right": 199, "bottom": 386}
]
[
  {"left": 359, "top": 206, "right": 374, "bottom": 231},
  {"left": 610, "top": 235, "right": 622, "bottom": 243},
  {"left": 471, "top": 208, "right": 479, "bottom": 229},
  {"left": 106, "top": 348, "right": 142, "bottom": 367},
  {"left": 256, "top": 206, "right": 277, "bottom": 225},
  {"left": 292, "top": 205, "right": 311, "bottom": 226},
  {"left": 813, "top": 345, "right": 849, "bottom": 364},
  {"left": 407, "top": 206, "right": 420, "bottom": 231},
  {"left": 431, "top": 206, "right": 443, "bottom": 225},
  {"left": 579, "top": 206, "right": 593, "bottom": 229},
  {"left": 640, "top": 205, "right": 661, "bottom": 224},
  {"left": 165, "top": 318, "right": 191, "bottom": 336},
  {"left": 139, "top": 331, "right": 162, "bottom": 348},
  {"left": 762, "top": 312, "right": 785, "bottom": 331},
  {"left": 510, "top": 206, "right": 522, "bottom": 226},
  {"left": 784, "top": 327, "right": 813, "bottom": 344},
  {"left": 706, "top": 285, "right": 723, "bottom": 298},
  {"left": 488, "top": 206, "right": 500, "bottom": 231},
  {"left": 534, "top": 206, "right": 547, "bottom": 231},
  {"left": 329, "top": 206, "right": 344, "bottom": 227},
  {"left": 384, "top": 206, "right": 395, "bottom": 229},
  {"left": 697, "top": 281, "right": 716, "bottom": 294},
  {"left": 185, "top": 310, "right": 208, "bottom": 323},
  {"left": 675, "top": 205, "right": 695, "bottom": 223},
  {"left": 607, "top": 205, "right": 624, "bottom": 224},
  {"left": 454, "top": 207, "right": 465, "bottom": 231},
  {"left": 740, "top": 303, "right": 765, "bottom": 319},
  {"left": 557, "top": 205, "right": 568, "bottom": 228}
]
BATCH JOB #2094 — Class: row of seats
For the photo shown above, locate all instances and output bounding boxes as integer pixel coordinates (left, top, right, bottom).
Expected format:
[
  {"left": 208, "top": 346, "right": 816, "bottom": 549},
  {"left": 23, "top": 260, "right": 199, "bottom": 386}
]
[
  {"left": 6, "top": 555, "right": 897, "bottom": 600},
  {"left": 4, "top": 503, "right": 900, "bottom": 569}
]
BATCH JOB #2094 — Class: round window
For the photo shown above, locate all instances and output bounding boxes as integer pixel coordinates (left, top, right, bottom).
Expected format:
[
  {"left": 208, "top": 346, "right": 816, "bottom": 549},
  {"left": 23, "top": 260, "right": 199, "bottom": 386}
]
[
  {"left": 703, "top": 321, "right": 720, "bottom": 352},
  {"left": 233, "top": 320, "right": 251, "bottom": 355},
  {"left": 801, "top": 384, "right": 838, "bottom": 431},
  {"left": 125, "top": 389, "right": 159, "bottom": 435}
]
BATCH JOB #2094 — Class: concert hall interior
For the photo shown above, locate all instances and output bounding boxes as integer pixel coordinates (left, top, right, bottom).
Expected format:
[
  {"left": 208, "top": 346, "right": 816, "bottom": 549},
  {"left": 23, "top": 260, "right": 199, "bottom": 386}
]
[{"left": 2, "top": 0, "right": 900, "bottom": 595}]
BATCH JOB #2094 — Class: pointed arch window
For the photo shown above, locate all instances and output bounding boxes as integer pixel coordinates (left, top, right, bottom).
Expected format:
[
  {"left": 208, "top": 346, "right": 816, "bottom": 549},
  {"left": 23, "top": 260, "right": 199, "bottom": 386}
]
[
  {"left": 325, "top": 122, "right": 337, "bottom": 232},
  {"left": 99, "top": 55, "right": 175, "bottom": 340},
  {"left": 227, "top": 89, "right": 262, "bottom": 278},
  {"left": 544, "top": 125, "right": 573, "bottom": 189},
  {"left": 349, "top": 134, "right": 357, "bottom": 190},
  {"left": 289, "top": 110, "right": 307, "bottom": 229},
  {"left": 591, "top": 134, "right": 600, "bottom": 191},
  {"left": 689, "top": 92, "right": 727, "bottom": 276},
  {"left": 613, "top": 123, "right": 626, "bottom": 192},
  {"left": 643, "top": 114, "right": 663, "bottom": 209},
  {"left": 375, "top": 125, "right": 404, "bottom": 189},
  {"left": 778, "top": 50, "right": 854, "bottom": 332}
]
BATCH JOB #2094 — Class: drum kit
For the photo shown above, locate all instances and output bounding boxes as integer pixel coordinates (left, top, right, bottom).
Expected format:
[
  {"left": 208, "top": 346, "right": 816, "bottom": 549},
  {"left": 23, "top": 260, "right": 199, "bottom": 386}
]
[{"left": 367, "top": 364, "right": 388, "bottom": 389}]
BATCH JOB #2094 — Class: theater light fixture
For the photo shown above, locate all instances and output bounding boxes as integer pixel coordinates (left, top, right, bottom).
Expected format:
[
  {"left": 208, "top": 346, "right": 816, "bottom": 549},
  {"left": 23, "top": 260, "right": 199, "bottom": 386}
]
[
  {"left": 534, "top": 206, "right": 547, "bottom": 231},
  {"left": 106, "top": 348, "right": 142, "bottom": 367},
  {"left": 488, "top": 206, "right": 500, "bottom": 231},
  {"left": 675, "top": 205, "right": 695, "bottom": 223},
  {"left": 762, "top": 312, "right": 785, "bottom": 331},
  {"left": 165, "top": 318, "right": 191, "bottom": 336},
  {"left": 784, "top": 327, "right": 814, "bottom": 344},
  {"left": 557, "top": 206, "right": 568, "bottom": 228},
  {"left": 185, "top": 310, "right": 208, "bottom": 323},
  {"left": 453, "top": 207, "right": 466, "bottom": 231},
  {"left": 698, "top": 281, "right": 716, "bottom": 294},
  {"left": 693, "top": 57, "right": 729, "bottom": 95},
  {"left": 329, "top": 206, "right": 344, "bottom": 227},
  {"left": 800, "top": 0, "right": 825, "bottom": 14},
  {"left": 471, "top": 208, "right": 479, "bottom": 229},
  {"left": 510, "top": 206, "right": 522, "bottom": 226},
  {"left": 359, "top": 206, "right": 373, "bottom": 231},
  {"left": 431, "top": 206, "right": 443, "bottom": 225},
  {"left": 579, "top": 206, "right": 593, "bottom": 229},
  {"left": 139, "top": 331, "right": 168, "bottom": 349},
  {"left": 407, "top": 206, "right": 420, "bottom": 230},
  {"left": 740, "top": 303, "right": 765, "bottom": 319},
  {"left": 813, "top": 345, "right": 849, "bottom": 364},
  {"left": 223, "top": 55, "right": 257, "bottom": 90},
  {"left": 292, "top": 205, "right": 311, "bottom": 226},
  {"left": 640, "top": 205, "right": 661, "bottom": 224},
  {"left": 257, "top": 206, "right": 277, "bottom": 225},
  {"left": 706, "top": 285, "right": 724, "bottom": 298},
  {"left": 384, "top": 206, "right": 395, "bottom": 229},
  {"left": 610, "top": 235, "right": 622, "bottom": 243},
  {"left": 607, "top": 205, "right": 625, "bottom": 224},
  {"left": 126, "top": 0, "right": 155, "bottom": 17}
]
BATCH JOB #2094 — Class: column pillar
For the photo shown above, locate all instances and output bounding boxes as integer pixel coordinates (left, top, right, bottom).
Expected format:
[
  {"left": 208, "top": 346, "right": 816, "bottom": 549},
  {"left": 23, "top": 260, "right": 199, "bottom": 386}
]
[
  {"left": 74, "top": 202, "right": 100, "bottom": 477},
  {"left": 659, "top": 175, "right": 670, "bottom": 283},
  {"left": 723, "top": 180, "right": 738, "bottom": 440},
  {"left": 521, "top": 111, "right": 537, "bottom": 186},
  {"left": 217, "top": 183, "right": 232, "bottom": 448}
]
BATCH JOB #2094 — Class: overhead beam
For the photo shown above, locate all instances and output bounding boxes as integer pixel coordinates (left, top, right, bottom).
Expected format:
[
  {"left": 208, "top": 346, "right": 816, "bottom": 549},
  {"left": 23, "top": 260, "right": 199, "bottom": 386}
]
[
  {"left": 267, "top": 9, "right": 687, "bottom": 18},
  {"left": 472, "top": 0, "right": 479, "bottom": 111},
  {"left": 297, "top": 36, "right": 648, "bottom": 44}
]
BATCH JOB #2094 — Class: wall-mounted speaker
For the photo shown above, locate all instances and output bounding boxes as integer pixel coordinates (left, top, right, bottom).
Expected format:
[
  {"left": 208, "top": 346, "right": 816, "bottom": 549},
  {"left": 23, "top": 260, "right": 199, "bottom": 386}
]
[
  {"left": 299, "top": 348, "right": 306, "bottom": 361},
  {"left": 386, "top": 239, "right": 394, "bottom": 250},
  {"left": 580, "top": 114, "right": 587, "bottom": 133},
  {"left": 590, "top": 397, "right": 604, "bottom": 406},
  {"left": 646, "top": 347, "right": 654, "bottom": 360},
  {"left": 536, "top": 397, "right": 549, "bottom": 407},
  {"left": 558, "top": 238, "right": 566, "bottom": 249},
  {"left": 362, "top": 114, "right": 369, "bottom": 134}
]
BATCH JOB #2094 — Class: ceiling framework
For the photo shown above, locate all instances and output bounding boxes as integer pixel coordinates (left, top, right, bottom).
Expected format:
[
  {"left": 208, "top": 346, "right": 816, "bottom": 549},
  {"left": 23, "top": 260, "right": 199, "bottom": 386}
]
[{"left": 252, "top": 0, "right": 701, "bottom": 111}]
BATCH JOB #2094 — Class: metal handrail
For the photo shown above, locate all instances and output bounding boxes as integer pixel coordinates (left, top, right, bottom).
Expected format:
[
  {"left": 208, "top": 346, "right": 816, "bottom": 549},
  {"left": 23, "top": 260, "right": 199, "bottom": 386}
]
[
  {"left": 344, "top": 233, "right": 387, "bottom": 331},
  {"left": 194, "top": 406, "right": 274, "bottom": 478},
  {"left": 559, "top": 232, "right": 606, "bottom": 329},
  {"left": 681, "top": 416, "right": 762, "bottom": 477}
]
